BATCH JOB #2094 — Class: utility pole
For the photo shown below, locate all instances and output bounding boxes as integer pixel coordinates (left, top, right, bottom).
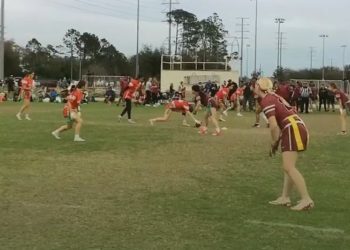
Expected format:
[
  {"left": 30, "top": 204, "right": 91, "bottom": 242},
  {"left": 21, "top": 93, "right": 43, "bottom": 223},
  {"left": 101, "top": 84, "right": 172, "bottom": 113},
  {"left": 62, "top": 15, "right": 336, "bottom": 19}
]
[
  {"left": 236, "top": 17, "right": 249, "bottom": 80},
  {"left": 319, "top": 34, "right": 328, "bottom": 80},
  {"left": 309, "top": 46, "right": 315, "bottom": 70},
  {"left": 275, "top": 18, "right": 285, "bottom": 70},
  {"left": 162, "top": 0, "right": 179, "bottom": 56},
  {"left": 253, "top": 0, "right": 258, "bottom": 75},
  {"left": 136, "top": 0, "right": 140, "bottom": 77},
  {"left": 341, "top": 45, "right": 347, "bottom": 79},
  {"left": 246, "top": 44, "right": 250, "bottom": 77},
  {"left": 0, "top": 0, "right": 5, "bottom": 81}
]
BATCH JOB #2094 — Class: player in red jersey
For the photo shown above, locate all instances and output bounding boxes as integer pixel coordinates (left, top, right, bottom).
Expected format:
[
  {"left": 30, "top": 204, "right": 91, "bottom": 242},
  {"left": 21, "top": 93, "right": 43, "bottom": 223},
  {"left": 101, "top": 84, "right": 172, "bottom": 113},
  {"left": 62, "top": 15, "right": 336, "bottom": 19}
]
[
  {"left": 329, "top": 83, "right": 350, "bottom": 135},
  {"left": 118, "top": 77, "right": 142, "bottom": 123},
  {"left": 224, "top": 85, "right": 244, "bottom": 117},
  {"left": 192, "top": 85, "right": 221, "bottom": 136},
  {"left": 255, "top": 78, "right": 314, "bottom": 211},
  {"left": 117, "top": 77, "right": 129, "bottom": 106},
  {"left": 51, "top": 81, "right": 86, "bottom": 142},
  {"left": 16, "top": 72, "right": 35, "bottom": 120},
  {"left": 215, "top": 85, "right": 230, "bottom": 121},
  {"left": 149, "top": 100, "right": 200, "bottom": 126}
]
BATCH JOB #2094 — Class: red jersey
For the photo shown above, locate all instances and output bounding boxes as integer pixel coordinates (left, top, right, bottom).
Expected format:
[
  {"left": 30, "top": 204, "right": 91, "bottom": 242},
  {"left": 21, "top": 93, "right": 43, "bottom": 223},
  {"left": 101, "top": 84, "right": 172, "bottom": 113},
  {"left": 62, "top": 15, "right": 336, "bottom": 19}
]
[
  {"left": 21, "top": 77, "right": 33, "bottom": 91},
  {"left": 123, "top": 79, "right": 141, "bottom": 100},
  {"left": 215, "top": 87, "right": 229, "bottom": 100},
  {"left": 334, "top": 90, "right": 350, "bottom": 108},
  {"left": 67, "top": 89, "right": 83, "bottom": 110},
  {"left": 167, "top": 100, "right": 190, "bottom": 112},
  {"left": 230, "top": 87, "right": 243, "bottom": 101},
  {"left": 261, "top": 93, "right": 303, "bottom": 130}
]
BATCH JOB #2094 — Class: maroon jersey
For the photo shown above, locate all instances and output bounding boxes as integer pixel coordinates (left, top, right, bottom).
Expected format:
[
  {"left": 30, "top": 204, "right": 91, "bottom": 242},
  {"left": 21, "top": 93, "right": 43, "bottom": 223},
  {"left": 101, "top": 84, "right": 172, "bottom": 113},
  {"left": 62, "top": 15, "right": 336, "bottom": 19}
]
[
  {"left": 275, "top": 84, "right": 290, "bottom": 102},
  {"left": 334, "top": 89, "right": 350, "bottom": 108},
  {"left": 261, "top": 93, "right": 308, "bottom": 152},
  {"left": 261, "top": 93, "right": 302, "bottom": 129},
  {"left": 196, "top": 91, "right": 209, "bottom": 107}
]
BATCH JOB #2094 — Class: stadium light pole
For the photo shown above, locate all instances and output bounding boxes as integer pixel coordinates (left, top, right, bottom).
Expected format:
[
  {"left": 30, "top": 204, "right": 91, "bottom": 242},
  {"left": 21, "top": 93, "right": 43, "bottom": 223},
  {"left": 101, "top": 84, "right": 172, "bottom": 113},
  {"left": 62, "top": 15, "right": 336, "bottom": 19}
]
[
  {"left": 275, "top": 18, "right": 285, "bottom": 70},
  {"left": 136, "top": 0, "right": 140, "bottom": 77},
  {"left": 319, "top": 34, "right": 328, "bottom": 80},
  {"left": 0, "top": 0, "right": 5, "bottom": 81},
  {"left": 341, "top": 45, "right": 347, "bottom": 79}
]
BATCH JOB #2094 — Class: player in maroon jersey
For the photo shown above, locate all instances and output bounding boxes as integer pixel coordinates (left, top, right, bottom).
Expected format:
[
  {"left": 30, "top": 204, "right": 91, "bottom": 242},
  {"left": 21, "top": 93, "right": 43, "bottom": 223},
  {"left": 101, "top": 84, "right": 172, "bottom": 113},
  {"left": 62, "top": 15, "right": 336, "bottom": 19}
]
[
  {"left": 255, "top": 78, "right": 314, "bottom": 211},
  {"left": 192, "top": 85, "right": 221, "bottom": 136},
  {"left": 149, "top": 99, "right": 200, "bottom": 127},
  {"left": 329, "top": 83, "right": 350, "bottom": 135}
]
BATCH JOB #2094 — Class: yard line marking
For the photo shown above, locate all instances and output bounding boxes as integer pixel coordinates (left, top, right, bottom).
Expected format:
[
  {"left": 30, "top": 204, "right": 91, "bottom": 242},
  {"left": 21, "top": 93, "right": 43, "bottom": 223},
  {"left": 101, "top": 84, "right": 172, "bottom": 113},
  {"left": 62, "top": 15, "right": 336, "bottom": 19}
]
[
  {"left": 21, "top": 202, "right": 88, "bottom": 210},
  {"left": 246, "top": 220, "right": 345, "bottom": 234}
]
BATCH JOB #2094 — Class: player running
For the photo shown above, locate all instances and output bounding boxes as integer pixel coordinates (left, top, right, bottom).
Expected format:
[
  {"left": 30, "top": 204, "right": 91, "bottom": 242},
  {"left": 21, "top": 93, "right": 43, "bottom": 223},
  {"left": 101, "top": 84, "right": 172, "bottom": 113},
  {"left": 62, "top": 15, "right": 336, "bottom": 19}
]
[
  {"left": 118, "top": 77, "right": 142, "bottom": 123},
  {"left": 255, "top": 78, "right": 314, "bottom": 211},
  {"left": 16, "top": 72, "right": 35, "bottom": 120},
  {"left": 215, "top": 84, "right": 230, "bottom": 121},
  {"left": 149, "top": 99, "right": 201, "bottom": 127},
  {"left": 51, "top": 81, "right": 85, "bottom": 142},
  {"left": 329, "top": 82, "right": 350, "bottom": 135},
  {"left": 192, "top": 84, "right": 221, "bottom": 136}
]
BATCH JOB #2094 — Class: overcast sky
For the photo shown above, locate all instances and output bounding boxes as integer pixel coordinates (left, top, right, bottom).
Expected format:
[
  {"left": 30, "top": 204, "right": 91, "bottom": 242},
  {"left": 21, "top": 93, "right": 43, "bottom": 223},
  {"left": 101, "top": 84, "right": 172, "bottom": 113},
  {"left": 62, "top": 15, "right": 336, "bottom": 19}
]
[{"left": 5, "top": 0, "right": 350, "bottom": 76}]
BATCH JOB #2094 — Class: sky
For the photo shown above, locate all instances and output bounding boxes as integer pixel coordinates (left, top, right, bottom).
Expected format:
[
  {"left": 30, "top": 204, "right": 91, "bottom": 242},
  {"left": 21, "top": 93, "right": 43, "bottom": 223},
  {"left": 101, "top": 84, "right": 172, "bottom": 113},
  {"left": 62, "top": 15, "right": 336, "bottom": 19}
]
[{"left": 4, "top": 0, "right": 350, "bottom": 76}]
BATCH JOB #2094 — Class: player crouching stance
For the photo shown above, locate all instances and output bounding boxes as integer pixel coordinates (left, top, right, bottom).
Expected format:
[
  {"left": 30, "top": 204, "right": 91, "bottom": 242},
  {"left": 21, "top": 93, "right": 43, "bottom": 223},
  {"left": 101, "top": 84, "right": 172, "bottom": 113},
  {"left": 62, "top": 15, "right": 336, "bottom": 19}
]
[
  {"left": 192, "top": 85, "right": 221, "bottom": 136},
  {"left": 255, "top": 78, "right": 314, "bottom": 211},
  {"left": 149, "top": 99, "right": 201, "bottom": 127},
  {"left": 51, "top": 81, "right": 85, "bottom": 142}
]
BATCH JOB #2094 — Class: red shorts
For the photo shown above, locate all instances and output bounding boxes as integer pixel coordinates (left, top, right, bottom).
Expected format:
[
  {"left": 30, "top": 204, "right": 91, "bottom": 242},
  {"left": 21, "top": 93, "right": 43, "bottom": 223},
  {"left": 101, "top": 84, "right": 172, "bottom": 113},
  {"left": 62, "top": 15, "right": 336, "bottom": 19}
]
[
  {"left": 23, "top": 90, "right": 31, "bottom": 100},
  {"left": 281, "top": 123, "right": 309, "bottom": 152}
]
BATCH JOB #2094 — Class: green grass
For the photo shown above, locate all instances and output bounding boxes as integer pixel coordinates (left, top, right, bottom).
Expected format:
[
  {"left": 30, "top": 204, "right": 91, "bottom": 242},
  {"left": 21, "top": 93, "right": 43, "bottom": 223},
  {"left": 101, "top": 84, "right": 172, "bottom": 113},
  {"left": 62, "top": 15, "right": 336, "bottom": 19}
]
[{"left": 0, "top": 102, "right": 349, "bottom": 250}]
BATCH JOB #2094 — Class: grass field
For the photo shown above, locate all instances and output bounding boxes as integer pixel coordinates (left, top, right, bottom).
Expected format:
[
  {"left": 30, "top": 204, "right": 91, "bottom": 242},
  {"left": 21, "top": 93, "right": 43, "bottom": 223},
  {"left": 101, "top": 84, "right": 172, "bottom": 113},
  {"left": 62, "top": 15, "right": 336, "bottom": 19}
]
[{"left": 0, "top": 102, "right": 350, "bottom": 250}]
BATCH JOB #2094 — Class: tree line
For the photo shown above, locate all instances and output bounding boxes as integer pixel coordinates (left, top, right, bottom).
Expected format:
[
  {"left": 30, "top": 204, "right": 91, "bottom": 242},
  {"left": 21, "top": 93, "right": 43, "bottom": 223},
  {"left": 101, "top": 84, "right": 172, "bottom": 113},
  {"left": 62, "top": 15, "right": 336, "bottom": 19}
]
[
  {"left": 4, "top": 8, "right": 349, "bottom": 81},
  {"left": 4, "top": 10, "right": 229, "bottom": 80}
]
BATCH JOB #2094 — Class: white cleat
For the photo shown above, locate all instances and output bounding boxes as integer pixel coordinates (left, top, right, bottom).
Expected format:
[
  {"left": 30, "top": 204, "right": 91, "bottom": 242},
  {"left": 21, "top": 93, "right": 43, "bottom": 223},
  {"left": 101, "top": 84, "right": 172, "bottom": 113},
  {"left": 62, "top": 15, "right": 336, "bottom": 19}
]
[
  {"left": 51, "top": 131, "right": 61, "bottom": 140},
  {"left": 118, "top": 115, "right": 122, "bottom": 122},
  {"left": 74, "top": 137, "right": 86, "bottom": 142},
  {"left": 16, "top": 113, "right": 22, "bottom": 120},
  {"left": 25, "top": 115, "right": 31, "bottom": 121},
  {"left": 237, "top": 113, "right": 243, "bottom": 117},
  {"left": 128, "top": 119, "right": 136, "bottom": 124}
]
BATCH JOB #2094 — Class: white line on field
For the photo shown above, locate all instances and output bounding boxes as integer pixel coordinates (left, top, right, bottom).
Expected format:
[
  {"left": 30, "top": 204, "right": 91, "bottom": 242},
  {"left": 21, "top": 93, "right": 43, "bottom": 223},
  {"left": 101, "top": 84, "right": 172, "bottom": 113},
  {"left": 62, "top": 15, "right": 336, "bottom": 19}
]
[
  {"left": 246, "top": 220, "right": 345, "bottom": 234},
  {"left": 21, "top": 202, "right": 87, "bottom": 210}
]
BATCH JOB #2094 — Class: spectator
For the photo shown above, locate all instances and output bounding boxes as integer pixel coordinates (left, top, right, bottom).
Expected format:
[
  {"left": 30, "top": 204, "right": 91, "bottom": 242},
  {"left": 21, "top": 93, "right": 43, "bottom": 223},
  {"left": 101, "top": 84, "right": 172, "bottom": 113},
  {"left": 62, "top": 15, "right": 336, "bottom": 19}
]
[
  {"left": 243, "top": 82, "right": 253, "bottom": 111},
  {"left": 49, "top": 89, "right": 58, "bottom": 102},
  {"left": 318, "top": 83, "right": 328, "bottom": 111},
  {"left": 309, "top": 82, "right": 318, "bottom": 112},
  {"left": 145, "top": 77, "right": 152, "bottom": 105},
  {"left": 300, "top": 82, "right": 311, "bottom": 113},
  {"left": 104, "top": 86, "right": 116, "bottom": 105},
  {"left": 6, "top": 75, "right": 15, "bottom": 101},
  {"left": 169, "top": 83, "right": 175, "bottom": 99},
  {"left": 327, "top": 85, "right": 336, "bottom": 112},
  {"left": 151, "top": 79, "right": 159, "bottom": 105},
  {"left": 178, "top": 81, "right": 186, "bottom": 99}
]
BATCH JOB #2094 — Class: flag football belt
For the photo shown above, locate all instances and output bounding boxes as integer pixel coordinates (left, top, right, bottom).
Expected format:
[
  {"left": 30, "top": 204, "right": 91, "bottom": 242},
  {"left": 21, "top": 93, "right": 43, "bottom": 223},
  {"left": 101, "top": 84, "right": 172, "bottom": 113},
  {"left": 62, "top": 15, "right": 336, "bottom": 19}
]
[{"left": 282, "top": 114, "right": 305, "bottom": 151}]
